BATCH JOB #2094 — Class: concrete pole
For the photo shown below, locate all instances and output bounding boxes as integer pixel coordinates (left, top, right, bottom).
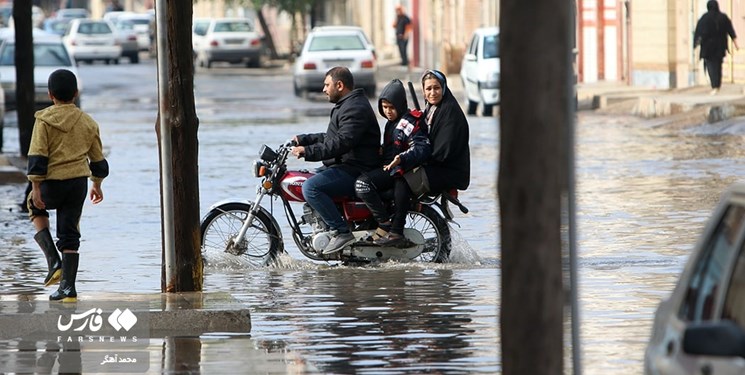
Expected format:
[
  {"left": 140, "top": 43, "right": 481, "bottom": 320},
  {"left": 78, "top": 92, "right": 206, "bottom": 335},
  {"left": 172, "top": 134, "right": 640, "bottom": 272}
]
[{"left": 154, "top": 0, "right": 176, "bottom": 290}]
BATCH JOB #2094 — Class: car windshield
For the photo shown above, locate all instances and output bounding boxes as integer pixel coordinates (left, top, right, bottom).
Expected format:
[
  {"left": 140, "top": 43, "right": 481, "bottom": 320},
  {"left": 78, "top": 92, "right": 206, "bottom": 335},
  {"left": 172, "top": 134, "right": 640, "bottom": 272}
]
[
  {"left": 0, "top": 43, "right": 72, "bottom": 66},
  {"left": 214, "top": 21, "right": 252, "bottom": 33},
  {"left": 127, "top": 18, "right": 151, "bottom": 26},
  {"left": 115, "top": 20, "right": 135, "bottom": 31},
  {"left": 78, "top": 22, "right": 113, "bottom": 35},
  {"left": 308, "top": 35, "right": 365, "bottom": 52},
  {"left": 483, "top": 34, "right": 499, "bottom": 59}
]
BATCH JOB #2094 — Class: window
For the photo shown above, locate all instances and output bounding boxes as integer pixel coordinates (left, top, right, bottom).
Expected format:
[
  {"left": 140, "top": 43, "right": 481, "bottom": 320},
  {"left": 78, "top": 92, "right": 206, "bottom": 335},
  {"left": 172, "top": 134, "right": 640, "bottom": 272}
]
[
  {"left": 468, "top": 34, "right": 478, "bottom": 55},
  {"left": 722, "top": 242, "right": 745, "bottom": 328},
  {"left": 77, "top": 22, "right": 113, "bottom": 35},
  {"left": 483, "top": 34, "right": 499, "bottom": 59},
  {"left": 0, "top": 43, "right": 72, "bottom": 66},
  {"left": 308, "top": 35, "right": 365, "bottom": 52},
  {"left": 214, "top": 21, "right": 252, "bottom": 33},
  {"left": 193, "top": 22, "right": 209, "bottom": 36},
  {"left": 679, "top": 205, "right": 745, "bottom": 321}
]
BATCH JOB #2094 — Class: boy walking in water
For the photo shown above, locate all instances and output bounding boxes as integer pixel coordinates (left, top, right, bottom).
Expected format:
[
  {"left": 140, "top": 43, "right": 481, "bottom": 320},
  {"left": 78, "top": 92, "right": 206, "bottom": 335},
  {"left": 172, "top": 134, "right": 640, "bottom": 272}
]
[{"left": 27, "top": 69, "right": 109, "bottom": 302}]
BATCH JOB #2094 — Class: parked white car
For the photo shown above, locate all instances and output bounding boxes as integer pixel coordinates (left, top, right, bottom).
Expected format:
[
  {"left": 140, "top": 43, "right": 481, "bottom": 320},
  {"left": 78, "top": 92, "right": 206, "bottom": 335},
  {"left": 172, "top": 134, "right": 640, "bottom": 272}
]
[
  {"left": 460, "top": 27, "right": 499, "bottom": 116},
  {"left": 644, "top": 183, "right": 745, "bottom": 375},
  {"left": 192, "top": 18, "right": 263, "bottom": 68},
  {"left": 63, "top": 19, "right": 122, "bottom": 64},
  {"left": 116, "top": 13, "right": 153, "bottom": 52},
  {"left": 292, "top": 25, "right": 377, "bottom": 98},
  {"left": 0, "top": 29, "right": 80, "bottom": 110},
  {"left": 112, "top": 19, "right": 140, "bottom": 63}
]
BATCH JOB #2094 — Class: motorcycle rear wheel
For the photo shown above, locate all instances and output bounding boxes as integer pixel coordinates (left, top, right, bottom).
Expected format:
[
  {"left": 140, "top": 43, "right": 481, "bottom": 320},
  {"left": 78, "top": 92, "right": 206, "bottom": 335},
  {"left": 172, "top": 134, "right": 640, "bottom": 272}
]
[
  {"left": 200, "top": 203, "right": 282, "bottom": 267},
  {"left": 407, "top": 205, "right": 451, "bottom": 263}
]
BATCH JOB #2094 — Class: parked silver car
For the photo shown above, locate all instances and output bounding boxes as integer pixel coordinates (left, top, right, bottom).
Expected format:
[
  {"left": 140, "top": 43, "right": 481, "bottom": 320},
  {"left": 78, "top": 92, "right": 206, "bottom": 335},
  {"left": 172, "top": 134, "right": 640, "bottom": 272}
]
[
  {"left": 192, "top": 18, "right": 262, "bottom": 68},
  {"left": 292, "top": 26, "right": 377, "bottom": 98},
  {"left": 0, "top": 29, "right": 81, "bottom": 110},
  {"left": 645, "top": 183, "right": 745, "bottom": 375}
]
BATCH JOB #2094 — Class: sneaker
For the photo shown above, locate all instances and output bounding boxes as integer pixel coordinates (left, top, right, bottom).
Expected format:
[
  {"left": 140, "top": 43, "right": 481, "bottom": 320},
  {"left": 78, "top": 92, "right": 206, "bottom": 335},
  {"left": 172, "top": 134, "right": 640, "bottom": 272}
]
[
  {"left": 710, "top": 88, "right": 720, "bottom": 95},
  {"left": 322, "top": 231, "right": 356, "bottom": 254}
]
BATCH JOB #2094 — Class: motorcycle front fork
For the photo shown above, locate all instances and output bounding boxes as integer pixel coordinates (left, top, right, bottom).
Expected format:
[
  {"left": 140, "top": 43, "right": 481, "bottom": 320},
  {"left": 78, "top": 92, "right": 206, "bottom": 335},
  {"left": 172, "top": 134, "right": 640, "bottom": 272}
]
[{"left": 229, "top": 190, "right": 268, "bottom": 251}]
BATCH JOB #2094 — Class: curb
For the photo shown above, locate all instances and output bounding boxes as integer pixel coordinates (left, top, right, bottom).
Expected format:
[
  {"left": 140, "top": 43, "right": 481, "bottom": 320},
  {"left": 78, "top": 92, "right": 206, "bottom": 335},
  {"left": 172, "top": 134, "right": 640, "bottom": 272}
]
[{"left": 0, "top": 154, "right": 26, "bottom": 184}]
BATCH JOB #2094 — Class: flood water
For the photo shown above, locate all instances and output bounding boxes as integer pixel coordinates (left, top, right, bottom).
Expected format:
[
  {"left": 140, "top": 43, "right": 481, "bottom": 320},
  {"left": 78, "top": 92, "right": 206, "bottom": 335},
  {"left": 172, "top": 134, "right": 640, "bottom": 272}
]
[{"left": 3, "top": 61, "right": 745, "bottom": 373}]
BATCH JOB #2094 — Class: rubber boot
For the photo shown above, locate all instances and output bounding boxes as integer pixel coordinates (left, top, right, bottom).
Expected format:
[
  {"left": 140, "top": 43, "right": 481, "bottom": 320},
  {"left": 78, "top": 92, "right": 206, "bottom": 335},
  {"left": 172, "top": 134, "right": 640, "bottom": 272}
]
[
  {"left": 50, "top": 253, "right": 78, "bottom": 303},
  {"left": 34, "top": 228, "right": 61, "bottom": 287}
]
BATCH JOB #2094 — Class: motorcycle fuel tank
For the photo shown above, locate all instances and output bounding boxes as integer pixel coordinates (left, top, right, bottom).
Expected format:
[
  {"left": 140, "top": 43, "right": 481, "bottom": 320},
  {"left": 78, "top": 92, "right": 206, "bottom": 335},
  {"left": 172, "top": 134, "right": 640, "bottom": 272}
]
[{"left": 279, "top": 170, "right": 313, "bottom": 202}]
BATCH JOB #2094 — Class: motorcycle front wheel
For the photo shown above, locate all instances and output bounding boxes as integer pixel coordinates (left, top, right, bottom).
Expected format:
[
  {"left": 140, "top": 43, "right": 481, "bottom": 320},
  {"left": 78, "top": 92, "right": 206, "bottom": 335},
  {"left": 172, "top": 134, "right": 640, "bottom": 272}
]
[
  {"left": 407, "top": 205, "right": 451, "bottom": 263},
  {"left": 200, "top": 202, "right": 282, "bottom": 267}
]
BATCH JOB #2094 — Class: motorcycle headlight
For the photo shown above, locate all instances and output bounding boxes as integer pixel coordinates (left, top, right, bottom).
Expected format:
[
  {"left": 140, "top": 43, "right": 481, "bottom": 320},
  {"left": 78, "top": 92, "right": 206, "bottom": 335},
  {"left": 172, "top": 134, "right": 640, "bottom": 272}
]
[
  {"left": 253, "top": 160, "right": 269, "bottom": 178},
  {"left": 480, "top": 72, "right": 499, "bottom": 89}
]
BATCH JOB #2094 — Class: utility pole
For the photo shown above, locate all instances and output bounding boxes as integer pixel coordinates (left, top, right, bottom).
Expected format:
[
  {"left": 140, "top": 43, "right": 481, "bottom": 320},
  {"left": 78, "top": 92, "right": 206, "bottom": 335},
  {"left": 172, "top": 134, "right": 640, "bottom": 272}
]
[
  {"left": 154, "top": 0, "right": 203, "bottom": 292},
  {"left": 499, "top": 0, "right": 574, "bottom": 373}
]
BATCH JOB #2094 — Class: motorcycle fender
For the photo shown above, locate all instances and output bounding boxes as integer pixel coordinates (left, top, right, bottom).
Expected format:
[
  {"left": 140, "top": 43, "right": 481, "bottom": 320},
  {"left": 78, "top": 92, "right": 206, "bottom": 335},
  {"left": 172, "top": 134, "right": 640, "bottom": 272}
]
[
  {"left": 204, "top": 199, "right": 284, "bottom": 242},
  {"left": 206, "top": 198, "right": 252, "bottom": 211}
]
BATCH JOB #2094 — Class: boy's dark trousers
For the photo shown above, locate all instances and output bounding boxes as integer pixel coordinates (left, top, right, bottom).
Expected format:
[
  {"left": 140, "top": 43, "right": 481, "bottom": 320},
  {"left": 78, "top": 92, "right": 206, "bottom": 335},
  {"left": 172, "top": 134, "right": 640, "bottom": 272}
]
[{"left": 28, "top": 177, "right": 87, "bottom": 251}]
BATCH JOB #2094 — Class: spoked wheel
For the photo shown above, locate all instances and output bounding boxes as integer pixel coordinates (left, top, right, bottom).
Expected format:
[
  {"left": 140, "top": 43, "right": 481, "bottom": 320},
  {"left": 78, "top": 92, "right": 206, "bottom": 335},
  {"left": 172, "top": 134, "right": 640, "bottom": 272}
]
[
  {"left": 405, "top": 205, "right": 451, "bottom": 262},
  {"left": 200, "top": 203, "right": 282, "bottom": 267}
]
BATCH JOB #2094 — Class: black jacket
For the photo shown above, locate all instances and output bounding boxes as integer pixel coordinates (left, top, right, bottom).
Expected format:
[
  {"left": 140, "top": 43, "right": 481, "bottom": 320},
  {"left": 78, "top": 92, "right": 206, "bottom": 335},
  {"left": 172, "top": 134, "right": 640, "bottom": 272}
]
[
  {"left": 694, "top": 1, "right": 737, "bottom": 60},
  {"left": 297, "top": 88, "right": 381, "bottom": 175},
  {"left": 378, "top": 79, "right": 431, "bottom": 172}
]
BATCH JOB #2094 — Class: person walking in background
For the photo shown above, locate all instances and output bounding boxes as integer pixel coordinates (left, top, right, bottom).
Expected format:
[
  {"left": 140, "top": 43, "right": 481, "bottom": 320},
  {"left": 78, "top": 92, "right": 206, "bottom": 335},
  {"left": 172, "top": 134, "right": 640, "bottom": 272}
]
[
  {"left": 291, "top": 67, "right": 381, "bottom": 254},
  {"left": 694, "top": 0, "right": 738, "bottom": 95},
  {"left": 393, "top": 5, "right": 412, "bottom": 67},
  {"left": 27, "top": 69, "right": 109, "bottom": 302}
]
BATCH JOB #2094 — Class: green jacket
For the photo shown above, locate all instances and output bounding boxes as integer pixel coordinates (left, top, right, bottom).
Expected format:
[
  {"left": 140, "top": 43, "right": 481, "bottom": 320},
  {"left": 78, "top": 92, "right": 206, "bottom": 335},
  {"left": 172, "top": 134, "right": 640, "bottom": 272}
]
[{"left": 27, "top": 104, "right": 109, "bottom": 183}]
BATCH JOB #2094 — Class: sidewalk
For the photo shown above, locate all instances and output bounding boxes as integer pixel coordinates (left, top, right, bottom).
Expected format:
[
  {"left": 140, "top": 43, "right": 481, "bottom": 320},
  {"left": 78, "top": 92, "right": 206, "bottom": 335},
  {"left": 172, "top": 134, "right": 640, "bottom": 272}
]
[{"left": 576, "top": 81, "right": 745, "bottom": 128}]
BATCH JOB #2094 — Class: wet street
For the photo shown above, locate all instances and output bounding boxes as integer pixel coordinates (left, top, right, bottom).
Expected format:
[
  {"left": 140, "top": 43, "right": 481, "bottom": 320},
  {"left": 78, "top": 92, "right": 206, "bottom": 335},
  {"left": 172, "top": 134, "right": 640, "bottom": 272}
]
[{"left": 3, "top": 58, "right": 745, "bottom": 373}]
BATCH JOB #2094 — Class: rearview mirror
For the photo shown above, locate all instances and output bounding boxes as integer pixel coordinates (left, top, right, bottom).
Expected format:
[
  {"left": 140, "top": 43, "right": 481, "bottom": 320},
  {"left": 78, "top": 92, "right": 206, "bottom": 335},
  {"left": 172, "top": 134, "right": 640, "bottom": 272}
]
[{"left": 683, "top": 321, "right": 745, "bottom": 358}]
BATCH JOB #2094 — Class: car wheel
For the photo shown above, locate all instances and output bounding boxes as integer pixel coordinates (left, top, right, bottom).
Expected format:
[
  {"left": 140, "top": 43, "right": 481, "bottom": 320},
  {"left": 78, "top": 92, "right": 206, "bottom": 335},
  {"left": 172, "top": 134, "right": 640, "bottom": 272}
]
[
  {"left": 467, "top": 99, "right": 478, "bottom": 115},
  {"left": 130, "top": 53, "right": 139, "bottom": 64},
  {"left": 365, "top": 85, "right": 376, "bottom": 98},
  {"left": 293, "top": 82, "right": 301, "bottom": 97},
  {"left": 114, "top": 58, "right": 120, "bottom": 65},
  {"left": 105, "top": 59, "right": 111, "bottom": 65},
  {"left": 206, "top": 59, "right": 212, "bottom": 69}
]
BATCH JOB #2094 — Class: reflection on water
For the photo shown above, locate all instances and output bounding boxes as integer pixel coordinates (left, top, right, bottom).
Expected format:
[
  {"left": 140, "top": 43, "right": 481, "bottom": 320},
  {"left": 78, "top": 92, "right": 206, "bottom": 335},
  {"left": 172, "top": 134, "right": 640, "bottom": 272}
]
[{"left": 211, "top": 264, "right": 500, "bottom": 374}]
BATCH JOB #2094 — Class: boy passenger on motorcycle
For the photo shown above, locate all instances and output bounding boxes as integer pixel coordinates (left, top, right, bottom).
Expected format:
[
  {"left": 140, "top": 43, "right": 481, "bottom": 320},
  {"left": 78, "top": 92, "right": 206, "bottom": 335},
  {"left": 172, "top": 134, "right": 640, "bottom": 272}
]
[
  {"left": 290, "top": 67, "right": 381, "bottom": 254},
  {"left": 355, "top": 79, "right": 432, "bottom": 246}
]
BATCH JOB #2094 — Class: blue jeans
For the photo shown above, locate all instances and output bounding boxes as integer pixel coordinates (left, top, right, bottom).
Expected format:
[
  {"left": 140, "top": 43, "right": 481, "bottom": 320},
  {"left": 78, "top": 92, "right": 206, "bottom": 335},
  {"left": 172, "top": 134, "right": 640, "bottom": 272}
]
[{"left": 302, "top": 167, "right": 357, "bottom": 232}]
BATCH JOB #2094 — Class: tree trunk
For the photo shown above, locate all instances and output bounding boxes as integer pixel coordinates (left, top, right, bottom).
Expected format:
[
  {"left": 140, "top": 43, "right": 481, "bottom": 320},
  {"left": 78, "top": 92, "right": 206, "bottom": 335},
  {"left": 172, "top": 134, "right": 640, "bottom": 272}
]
[
  {"left": 499, "top": 0, "right": 570, "bottom": 374},
  {"left": 14, "top": 2, "right": 34, "bottom": 157},
  {"left": 255, "top": 6, "right": 278, "bottom": 59},
  {"left": 156, "top": 1, "right": 202, "bottom": 292}
]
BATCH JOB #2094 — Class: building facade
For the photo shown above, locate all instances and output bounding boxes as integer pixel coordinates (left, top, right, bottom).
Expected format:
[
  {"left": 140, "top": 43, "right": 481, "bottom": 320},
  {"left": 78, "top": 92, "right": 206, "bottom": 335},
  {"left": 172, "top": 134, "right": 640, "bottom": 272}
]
[{"left": 578, "top": 0, "right": 745, "bottom": 89}]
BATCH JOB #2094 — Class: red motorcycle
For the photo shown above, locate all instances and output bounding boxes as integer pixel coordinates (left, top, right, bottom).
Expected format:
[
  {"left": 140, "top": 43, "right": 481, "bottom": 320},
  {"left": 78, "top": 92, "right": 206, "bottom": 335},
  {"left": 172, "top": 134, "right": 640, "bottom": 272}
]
[{"left": 200, "top": 141, "right": 468, "bottom": 266}]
